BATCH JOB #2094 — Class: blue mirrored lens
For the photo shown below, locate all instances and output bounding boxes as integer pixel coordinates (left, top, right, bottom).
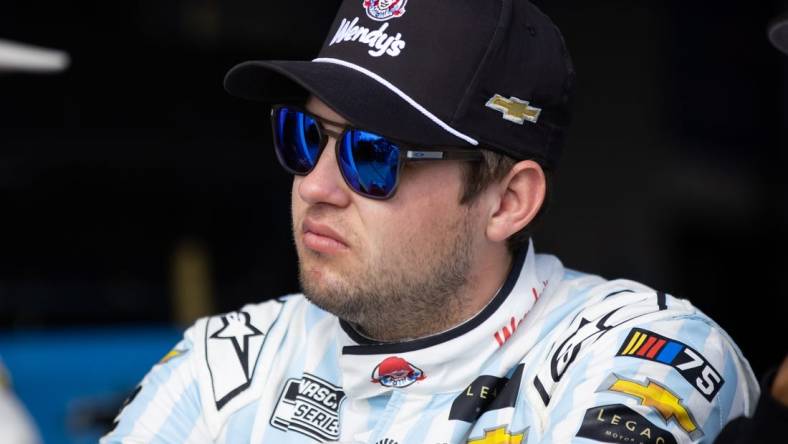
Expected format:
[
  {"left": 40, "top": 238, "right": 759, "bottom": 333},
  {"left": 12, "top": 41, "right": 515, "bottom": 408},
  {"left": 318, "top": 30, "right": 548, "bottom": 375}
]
[
  {"left": 273, "top": 107, "right": 322, "bottom": 174},
  {"left": 339, "top": 129, "right": 400, "bottom": 198}
]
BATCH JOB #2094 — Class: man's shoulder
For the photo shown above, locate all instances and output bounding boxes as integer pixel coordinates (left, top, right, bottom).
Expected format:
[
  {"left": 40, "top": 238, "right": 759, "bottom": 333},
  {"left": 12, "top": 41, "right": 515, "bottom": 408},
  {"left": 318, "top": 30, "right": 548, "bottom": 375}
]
[
  {"left": 520, "top": 271, "right": 760, "bottom": 442},
  {"left": 178, "top": 294, "right": 337, "bottom": 435},
  {"left": 547, "top": 266, "right": 710, "bottom": 326},
  {"left": 102, "top": 294, "right": 334, "bottom": 442},
  {"left": 542, "top": 270, "right": 751, "bottom": 391},
  {"left": 186, "top": 293, "right": 324, "bottom": 341},
  {"left": 189, "top": 293, "right": 333, "bottom": 385}
]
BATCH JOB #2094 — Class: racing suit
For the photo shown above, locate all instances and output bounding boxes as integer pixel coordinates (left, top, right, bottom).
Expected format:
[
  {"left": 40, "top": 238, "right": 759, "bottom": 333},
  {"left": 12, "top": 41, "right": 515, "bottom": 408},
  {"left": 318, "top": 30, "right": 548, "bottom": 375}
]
[{"left": 103, "top": 242, "right": 759, "bottom": 443}]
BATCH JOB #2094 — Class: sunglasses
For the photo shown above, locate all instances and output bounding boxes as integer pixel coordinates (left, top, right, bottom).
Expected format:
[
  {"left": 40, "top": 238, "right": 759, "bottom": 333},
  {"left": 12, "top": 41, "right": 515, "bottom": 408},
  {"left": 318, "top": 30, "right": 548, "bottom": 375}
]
[{"left": 270, "top": 105, "right": 483, "bottom": 199}]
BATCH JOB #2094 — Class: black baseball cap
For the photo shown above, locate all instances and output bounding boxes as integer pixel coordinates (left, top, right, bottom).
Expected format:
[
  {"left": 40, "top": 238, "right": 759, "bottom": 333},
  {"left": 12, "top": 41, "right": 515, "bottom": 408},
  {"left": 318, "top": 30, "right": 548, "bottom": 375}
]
[
  {"left": 224, "top": 0, "right": 575, "bottom": 169},
  {"left": 769, "top": 14, "right": 788, "bottom": 55}
]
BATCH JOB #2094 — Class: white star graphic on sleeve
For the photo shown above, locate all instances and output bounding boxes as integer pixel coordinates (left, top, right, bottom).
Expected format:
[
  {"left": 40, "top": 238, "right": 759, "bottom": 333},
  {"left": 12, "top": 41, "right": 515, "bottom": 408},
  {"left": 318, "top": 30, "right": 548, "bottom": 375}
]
[{"left": 211, "top": 312, "right": 262, "bottom": 353}]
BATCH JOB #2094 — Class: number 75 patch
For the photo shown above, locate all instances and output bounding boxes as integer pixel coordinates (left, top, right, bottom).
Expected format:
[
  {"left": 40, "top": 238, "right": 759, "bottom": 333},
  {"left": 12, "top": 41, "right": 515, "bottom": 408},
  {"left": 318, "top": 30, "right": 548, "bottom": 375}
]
[{"left": 616, "top": 328, "right": 724, "bottom": 401}]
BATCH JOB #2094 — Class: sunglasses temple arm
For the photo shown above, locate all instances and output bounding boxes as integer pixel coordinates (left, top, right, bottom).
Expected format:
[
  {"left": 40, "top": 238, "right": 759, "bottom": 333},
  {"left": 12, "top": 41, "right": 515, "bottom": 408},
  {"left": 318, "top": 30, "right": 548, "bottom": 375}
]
[{"left": 405, "top": 150, "right": 483, "bottom": 161}]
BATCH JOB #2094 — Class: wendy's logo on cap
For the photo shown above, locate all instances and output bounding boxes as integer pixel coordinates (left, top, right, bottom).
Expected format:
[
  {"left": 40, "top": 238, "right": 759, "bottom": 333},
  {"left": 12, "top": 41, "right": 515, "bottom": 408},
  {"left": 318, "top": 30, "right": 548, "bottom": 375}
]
[
  {"left": 329, "top": 17, "right": 407, "bottom": 57},
  {"left": 371, "top": 356, "right": 425, "bottom": 388},
  {"left": 363, "top": 0, "right": 407, "bottom": 22}
]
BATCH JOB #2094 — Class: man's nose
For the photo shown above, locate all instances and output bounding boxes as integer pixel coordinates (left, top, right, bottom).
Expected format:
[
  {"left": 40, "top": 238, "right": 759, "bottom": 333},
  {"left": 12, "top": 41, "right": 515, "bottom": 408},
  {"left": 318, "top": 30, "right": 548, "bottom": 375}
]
[{"left": 296, "top": 138, "right": 352, "bottom": 207}]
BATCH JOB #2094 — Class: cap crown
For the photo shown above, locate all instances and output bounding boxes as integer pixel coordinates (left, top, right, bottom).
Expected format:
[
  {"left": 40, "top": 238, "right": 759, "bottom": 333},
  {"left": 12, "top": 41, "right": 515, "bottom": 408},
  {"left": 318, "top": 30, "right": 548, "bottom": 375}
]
[{"left": 316, "top": 0, "right": 574, "bottom": 167}]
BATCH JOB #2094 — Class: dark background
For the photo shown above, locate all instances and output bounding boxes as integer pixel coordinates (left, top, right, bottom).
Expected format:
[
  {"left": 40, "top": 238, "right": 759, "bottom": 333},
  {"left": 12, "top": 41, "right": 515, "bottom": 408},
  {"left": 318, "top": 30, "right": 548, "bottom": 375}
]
[{"left": 0, "top": 1, "right": 786, "bottom": 438}]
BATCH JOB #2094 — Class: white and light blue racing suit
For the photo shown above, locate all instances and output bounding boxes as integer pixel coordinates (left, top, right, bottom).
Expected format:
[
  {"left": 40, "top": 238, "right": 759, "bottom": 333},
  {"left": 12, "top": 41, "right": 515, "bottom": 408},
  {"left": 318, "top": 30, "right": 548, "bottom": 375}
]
[{"left": 103, "top": 242, "right": 759, "bottom": 443}]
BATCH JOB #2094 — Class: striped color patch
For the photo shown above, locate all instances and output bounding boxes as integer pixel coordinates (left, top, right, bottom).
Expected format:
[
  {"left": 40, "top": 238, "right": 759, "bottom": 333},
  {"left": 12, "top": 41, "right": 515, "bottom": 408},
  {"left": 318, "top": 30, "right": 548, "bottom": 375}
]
[
  {"left": 618, "top": 329, "right": 679, "bottom": 363},
  {"left": 616, "top": 328, "right": 724, "bottom": 401}
]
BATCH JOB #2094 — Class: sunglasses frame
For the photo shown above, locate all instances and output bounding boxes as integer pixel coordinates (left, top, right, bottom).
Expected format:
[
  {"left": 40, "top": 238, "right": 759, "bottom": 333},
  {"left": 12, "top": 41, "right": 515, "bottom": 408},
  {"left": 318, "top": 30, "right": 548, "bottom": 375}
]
[{"left": 270, "top": 104, "right": 484, "bottom": 200}]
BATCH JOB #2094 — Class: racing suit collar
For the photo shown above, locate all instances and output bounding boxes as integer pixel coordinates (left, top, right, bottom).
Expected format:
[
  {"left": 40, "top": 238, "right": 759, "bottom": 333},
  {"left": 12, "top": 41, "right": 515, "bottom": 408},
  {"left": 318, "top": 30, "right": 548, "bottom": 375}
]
[{"left": 336, "top": 240, "right": 564, "bottom": 399}]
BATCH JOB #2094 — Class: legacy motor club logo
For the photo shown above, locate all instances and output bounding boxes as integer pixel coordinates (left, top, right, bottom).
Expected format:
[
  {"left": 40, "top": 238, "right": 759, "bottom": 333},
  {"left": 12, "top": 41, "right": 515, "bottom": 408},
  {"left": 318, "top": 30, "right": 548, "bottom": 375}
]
[
  {"left": 371, "top": 356, "right": 425, "bottom": 388},
  {"left": 576, "top": 404, "right": 677, "bottom": 444},
  {"left": 363, "top": 0, "right": 407, "bottom": 21}
]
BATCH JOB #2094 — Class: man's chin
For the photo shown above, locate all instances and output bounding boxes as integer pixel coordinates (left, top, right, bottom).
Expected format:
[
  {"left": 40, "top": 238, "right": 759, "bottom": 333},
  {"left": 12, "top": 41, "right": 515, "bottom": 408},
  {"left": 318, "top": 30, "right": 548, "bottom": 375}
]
[
  {"left": 299, "top": 256, "right": 340, "bottom": 283},
  {"left": 301, "top": 283, "right": 361, "bottom": 321},
  {"left": 299, "top": 267, "right": 366, "bottom": 320},
  {"left": 300, "top": 264, "right": 344, "bottom": 301}
]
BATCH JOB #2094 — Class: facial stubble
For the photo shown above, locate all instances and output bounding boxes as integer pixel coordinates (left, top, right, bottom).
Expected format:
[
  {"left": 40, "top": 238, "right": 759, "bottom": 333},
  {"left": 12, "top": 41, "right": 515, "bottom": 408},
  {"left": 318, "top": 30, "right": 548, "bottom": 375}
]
[{"left": 298, "top": 208, "right": 475, "bottom": 341}]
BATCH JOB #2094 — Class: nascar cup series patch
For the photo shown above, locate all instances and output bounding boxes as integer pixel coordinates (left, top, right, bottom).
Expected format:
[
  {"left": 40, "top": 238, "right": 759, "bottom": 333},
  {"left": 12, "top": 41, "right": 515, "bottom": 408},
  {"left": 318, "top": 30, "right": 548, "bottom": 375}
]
[
  {"left": 270, "top": 373, "right": 346, "bottom": 442},
  {"left": 363, "top": 0, "right": 407, "bottom": 21},
  {"left": 617, "top": 328, "right": 724, "bottom": 401}
]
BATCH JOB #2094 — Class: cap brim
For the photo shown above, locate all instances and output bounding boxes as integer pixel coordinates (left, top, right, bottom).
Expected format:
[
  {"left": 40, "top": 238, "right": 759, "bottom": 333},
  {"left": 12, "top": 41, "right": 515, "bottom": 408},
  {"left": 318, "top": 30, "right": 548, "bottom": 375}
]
[
  {"left": 769, "top": 16, "right": 788, "bottom": 55},
  {"left": 224, "top": 60, "right": 475, "bottom": 148}
]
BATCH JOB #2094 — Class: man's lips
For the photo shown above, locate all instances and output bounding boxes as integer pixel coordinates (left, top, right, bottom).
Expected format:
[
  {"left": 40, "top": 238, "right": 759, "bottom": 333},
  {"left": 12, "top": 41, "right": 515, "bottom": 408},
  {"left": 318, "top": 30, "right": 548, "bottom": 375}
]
[{"left": 302, "top": 220, "right": 349, "bottom": 253}]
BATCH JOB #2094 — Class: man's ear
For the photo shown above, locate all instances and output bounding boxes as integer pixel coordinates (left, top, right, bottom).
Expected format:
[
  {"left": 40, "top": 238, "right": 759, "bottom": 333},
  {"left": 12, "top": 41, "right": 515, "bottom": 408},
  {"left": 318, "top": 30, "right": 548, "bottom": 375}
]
[{"left": 485, "top": 160, "right": 546, "bottom": 243}]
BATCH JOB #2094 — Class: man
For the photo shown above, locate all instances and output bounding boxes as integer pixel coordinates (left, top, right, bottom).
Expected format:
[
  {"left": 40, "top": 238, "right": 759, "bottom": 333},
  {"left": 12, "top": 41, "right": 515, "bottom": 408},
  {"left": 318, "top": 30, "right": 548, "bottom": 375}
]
[{"left": 103, "top": 1, "right": 759, "bottom": 442}]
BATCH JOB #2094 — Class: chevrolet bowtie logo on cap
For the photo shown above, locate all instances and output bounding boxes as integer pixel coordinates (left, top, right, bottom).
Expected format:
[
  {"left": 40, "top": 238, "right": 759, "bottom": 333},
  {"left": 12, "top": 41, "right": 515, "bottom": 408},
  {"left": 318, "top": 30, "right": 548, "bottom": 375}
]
[{"left": 485, "top": 94, "right": 542, "bottom": 125}]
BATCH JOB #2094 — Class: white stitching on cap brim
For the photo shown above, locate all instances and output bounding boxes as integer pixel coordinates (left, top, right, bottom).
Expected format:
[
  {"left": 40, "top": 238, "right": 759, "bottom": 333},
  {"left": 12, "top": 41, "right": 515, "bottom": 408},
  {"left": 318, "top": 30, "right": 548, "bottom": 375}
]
[{"left": 312, "top": 57, "right": 479, "bottom": 146}]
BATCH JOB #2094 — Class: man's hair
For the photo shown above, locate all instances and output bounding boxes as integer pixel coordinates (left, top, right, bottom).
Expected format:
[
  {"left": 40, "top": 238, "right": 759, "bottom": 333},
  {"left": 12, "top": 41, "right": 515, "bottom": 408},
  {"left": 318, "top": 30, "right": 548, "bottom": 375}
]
[{"left": 460, "top": 149, "right": 552, "bottom": 253}]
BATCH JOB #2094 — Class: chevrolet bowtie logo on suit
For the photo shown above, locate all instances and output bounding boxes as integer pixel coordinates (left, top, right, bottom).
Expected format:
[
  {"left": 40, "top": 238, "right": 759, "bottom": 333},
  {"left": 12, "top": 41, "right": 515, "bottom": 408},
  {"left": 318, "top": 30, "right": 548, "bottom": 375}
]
[{"left": 599, "top": 374, "right": 703, "bottom": 441}]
